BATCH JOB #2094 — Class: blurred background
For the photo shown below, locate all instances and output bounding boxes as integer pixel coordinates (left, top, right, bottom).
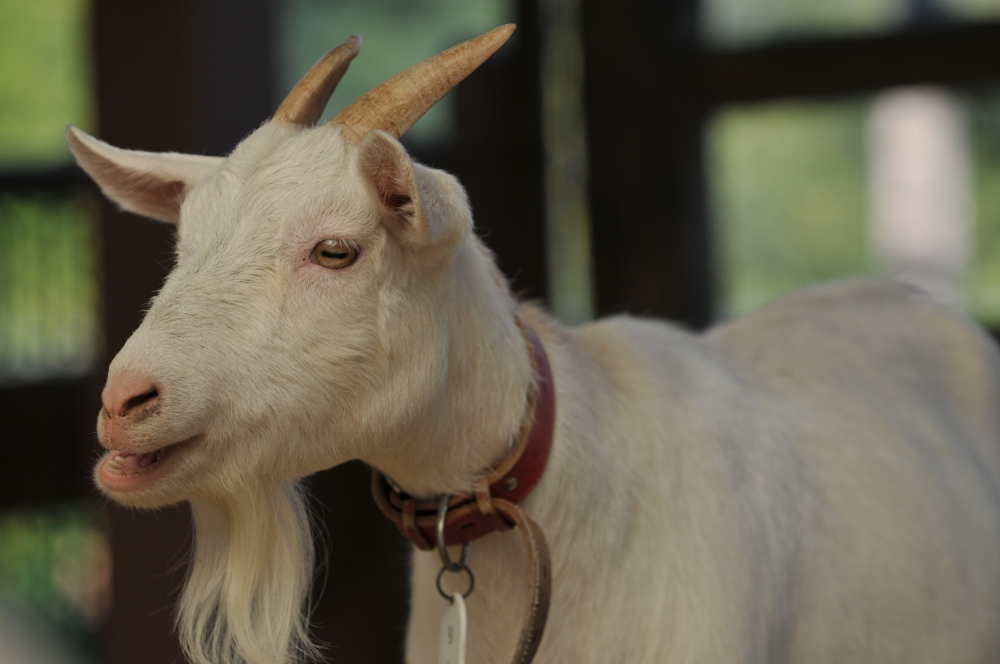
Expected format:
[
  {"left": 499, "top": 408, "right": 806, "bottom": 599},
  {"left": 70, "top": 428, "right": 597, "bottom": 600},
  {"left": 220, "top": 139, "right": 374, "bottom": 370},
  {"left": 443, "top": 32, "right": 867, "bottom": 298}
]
[{"left": 1, "top": 0, "right": 999, "bottom": 662}]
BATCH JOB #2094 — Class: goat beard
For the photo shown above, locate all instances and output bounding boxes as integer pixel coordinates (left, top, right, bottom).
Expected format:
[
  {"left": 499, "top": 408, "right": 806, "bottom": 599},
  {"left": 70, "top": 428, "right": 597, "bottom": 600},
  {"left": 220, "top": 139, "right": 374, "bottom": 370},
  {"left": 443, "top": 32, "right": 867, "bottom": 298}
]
[{"left": 177, "top": 481, "right": 318, "bottom": 664}]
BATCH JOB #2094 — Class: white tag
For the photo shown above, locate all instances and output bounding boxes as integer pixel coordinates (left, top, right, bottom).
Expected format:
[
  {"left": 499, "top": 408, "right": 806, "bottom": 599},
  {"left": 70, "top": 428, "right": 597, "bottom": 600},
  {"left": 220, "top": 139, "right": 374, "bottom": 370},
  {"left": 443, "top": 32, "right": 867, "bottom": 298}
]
[{"left": 439, "top": 592, "right": 467, "bottom": 664}]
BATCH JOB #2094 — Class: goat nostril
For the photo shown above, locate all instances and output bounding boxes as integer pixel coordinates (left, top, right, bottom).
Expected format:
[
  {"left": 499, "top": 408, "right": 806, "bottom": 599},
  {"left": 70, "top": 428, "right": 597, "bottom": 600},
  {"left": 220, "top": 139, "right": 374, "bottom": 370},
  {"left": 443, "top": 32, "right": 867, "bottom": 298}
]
[{"left": 121, "top": 388, "right": 159, "bottom": 416}]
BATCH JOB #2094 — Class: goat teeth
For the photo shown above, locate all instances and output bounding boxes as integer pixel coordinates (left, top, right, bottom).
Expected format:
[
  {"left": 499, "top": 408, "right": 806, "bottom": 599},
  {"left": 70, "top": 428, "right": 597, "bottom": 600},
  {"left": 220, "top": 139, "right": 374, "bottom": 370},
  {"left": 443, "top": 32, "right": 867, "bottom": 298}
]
[{"left": 105, "top": 448, "right": 167, "bottom": 479}]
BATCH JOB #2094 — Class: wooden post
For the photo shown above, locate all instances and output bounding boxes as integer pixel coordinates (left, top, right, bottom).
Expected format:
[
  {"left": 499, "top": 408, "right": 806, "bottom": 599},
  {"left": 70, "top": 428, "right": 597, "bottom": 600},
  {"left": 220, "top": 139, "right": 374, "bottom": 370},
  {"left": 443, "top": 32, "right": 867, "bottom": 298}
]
[
  {"left": 91, "top": 3, "right": 276, "bottom": 663},
  {"left": 581, "top": 0, "right": 714, "bottom": 327}
]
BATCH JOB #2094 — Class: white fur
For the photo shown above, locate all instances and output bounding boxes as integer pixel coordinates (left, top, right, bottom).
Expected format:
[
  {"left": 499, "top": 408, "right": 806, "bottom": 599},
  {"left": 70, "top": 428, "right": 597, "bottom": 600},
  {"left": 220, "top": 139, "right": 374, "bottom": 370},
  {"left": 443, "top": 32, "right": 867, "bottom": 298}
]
[{"left": 70, "top": 115, "right": 1000, "bottom": 664}]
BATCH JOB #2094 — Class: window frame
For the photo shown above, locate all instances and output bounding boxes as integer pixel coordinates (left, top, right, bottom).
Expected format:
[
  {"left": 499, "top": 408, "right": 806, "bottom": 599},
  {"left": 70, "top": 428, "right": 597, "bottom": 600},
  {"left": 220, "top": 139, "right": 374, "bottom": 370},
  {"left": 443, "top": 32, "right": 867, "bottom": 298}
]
[{"left": 581, "top": 1, "right": 1000, "bottom": 327}]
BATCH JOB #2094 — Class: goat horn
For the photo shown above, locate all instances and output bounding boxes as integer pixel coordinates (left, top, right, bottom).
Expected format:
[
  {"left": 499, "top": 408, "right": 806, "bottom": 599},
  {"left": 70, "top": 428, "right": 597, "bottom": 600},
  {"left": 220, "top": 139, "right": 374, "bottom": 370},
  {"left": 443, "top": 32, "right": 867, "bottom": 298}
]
[
  {"left": 274, "top": 35, "right": 362, "bottom": 126},
  {"left": 330, "top": 24, "right": 515, "bottom": 143}
]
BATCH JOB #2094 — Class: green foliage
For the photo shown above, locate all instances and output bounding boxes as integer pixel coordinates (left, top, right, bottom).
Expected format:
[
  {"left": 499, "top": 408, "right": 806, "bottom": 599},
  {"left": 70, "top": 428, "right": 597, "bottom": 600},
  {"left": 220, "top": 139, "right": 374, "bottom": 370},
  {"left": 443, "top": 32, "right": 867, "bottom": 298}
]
[
  {"left": 0, "top": 0, "right": 99, "bottom": 379},
  {"left": 0, "top": 503, "right": 109, "bottom": 662},
  {"left": 938, "top": 0, "right": 1000, "bottom": 19},
  {"left": 968, "top": 92, "right": 1000, "bottom": 324},
  {"left": 282, "top": 0, "right": 512, "bottom": 144},
  {"left": 710, "top": 90, "right": 1000, "bottom": 325},
  {"left": 709, "top": 100, "right": 872, "bottom": 317},
  {"left": 0, "top": 0, "right": 93, "bottom": 165},
  {"left": 702, "top": 0, "right": 907, "bottom": 46},
  {"left": 701, "top": 0, "right": 1000, "bottom": 47},
  {"left": 0, "top": 193, "right": 98, "bottom": 383}
]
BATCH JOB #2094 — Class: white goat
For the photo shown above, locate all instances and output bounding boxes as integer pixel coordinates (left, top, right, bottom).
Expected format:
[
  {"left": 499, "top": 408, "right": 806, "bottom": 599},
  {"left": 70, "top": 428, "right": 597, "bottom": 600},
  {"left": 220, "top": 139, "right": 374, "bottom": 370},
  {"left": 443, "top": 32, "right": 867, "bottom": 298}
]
[{"left": 67, "top": 24, "right": 1000, "bottom": 664}]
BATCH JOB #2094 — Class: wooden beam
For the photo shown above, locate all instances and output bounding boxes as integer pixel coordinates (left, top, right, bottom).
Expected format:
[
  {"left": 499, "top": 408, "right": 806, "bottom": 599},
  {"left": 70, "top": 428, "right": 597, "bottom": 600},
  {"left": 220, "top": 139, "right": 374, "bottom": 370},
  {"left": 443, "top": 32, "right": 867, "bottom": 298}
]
[
  {"left": 698, "top": 21, "right": 1000, "bottom": 105},
  {"left": 0, "top": 165, "right": 84, "bottom": 191},
  {"left": 0, "top": 379, "right": 98, "bottom": 508}
]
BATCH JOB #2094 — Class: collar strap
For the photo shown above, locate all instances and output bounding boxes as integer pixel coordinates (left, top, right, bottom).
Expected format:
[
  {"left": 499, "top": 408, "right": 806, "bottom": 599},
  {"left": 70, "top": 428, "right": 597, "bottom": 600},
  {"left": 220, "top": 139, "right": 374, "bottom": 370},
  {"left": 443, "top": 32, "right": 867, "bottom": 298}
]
[{"left": 371, "top": 320, "right": 556, "bottom": 551}]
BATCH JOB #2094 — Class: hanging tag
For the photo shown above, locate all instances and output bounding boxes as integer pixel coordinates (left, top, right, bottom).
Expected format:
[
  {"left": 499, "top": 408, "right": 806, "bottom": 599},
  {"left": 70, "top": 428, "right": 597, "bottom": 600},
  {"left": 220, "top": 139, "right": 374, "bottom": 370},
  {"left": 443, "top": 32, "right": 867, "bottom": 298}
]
[{"left": 439, "top": 592, "right": 467, "bottom": 664}]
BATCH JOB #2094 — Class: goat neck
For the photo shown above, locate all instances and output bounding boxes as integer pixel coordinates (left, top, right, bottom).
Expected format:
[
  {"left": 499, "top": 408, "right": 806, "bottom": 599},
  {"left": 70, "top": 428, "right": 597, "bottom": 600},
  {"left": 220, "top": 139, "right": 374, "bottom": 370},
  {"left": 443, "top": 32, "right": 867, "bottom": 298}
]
[{"left": 360, "top": 236, "right": 536, "bottom": 499}]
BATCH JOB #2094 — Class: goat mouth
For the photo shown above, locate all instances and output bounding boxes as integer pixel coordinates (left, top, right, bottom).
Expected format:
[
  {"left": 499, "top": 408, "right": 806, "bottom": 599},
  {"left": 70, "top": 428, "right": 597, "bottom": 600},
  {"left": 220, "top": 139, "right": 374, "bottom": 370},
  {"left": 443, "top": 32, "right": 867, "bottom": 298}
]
[
  {"left": 104, "top": 448, "right": 165, "bottom": 476},
  {"left": 97, "top": 436, "right": 196, "bottom": 492}
]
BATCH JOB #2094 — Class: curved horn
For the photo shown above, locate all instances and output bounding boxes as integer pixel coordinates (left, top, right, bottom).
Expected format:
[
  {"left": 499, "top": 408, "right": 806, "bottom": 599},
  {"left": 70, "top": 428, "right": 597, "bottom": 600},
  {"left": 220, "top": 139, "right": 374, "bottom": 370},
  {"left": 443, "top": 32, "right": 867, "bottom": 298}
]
[
  {"left": 331, "top": 24, "right": 515, "bottom": 143},
  {"left": 274, "top": 35, "right": 362, "bottom": 126}
]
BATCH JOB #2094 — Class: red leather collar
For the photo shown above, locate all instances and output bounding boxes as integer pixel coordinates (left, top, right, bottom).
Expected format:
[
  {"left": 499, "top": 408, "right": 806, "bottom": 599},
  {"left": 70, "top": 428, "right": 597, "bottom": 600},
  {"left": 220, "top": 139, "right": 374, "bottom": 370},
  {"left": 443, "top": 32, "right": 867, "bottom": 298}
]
[{"left": 371, "top": 320, "right": 556, "bottom": 550}]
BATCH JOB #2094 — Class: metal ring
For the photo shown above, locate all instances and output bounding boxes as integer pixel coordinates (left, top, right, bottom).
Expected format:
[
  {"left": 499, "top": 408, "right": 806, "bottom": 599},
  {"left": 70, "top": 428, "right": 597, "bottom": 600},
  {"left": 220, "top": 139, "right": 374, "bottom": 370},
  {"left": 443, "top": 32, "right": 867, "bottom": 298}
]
[
  {"left": 436, "top": 564, "right": 475, "bottom": 603},
  {"left": 436, "top": 494, "right": 472, "bottom": 572}
]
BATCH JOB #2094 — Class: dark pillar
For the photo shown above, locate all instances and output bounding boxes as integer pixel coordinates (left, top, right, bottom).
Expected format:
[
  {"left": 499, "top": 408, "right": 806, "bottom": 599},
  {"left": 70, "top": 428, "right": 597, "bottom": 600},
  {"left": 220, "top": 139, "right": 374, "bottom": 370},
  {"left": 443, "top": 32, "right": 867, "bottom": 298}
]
[
  {"left": 304, "top": 463, "right": 413, "bottom": 664},
  {"left": 91, "top": 3, "right": 277, "bottom": 664},
  {"left": 451, "top": 0, "right": 547, "bottom": 301},
  {"left": 0, "top": 378, "right": 95, "bottom": 508},
  {"left": 581, "top": 0, "right": 713, "bottom": 327}
]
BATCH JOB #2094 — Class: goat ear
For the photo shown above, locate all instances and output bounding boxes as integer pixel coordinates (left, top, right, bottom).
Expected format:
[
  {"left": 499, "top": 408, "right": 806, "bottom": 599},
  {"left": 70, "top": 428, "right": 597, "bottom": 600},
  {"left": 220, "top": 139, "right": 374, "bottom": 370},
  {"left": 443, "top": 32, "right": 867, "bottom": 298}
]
[
  {"left": 357, "top": 129, "right": 466, "bottom": 248},
  {"left": 66, "top": 126, "right": 223, "bottom": 224}
]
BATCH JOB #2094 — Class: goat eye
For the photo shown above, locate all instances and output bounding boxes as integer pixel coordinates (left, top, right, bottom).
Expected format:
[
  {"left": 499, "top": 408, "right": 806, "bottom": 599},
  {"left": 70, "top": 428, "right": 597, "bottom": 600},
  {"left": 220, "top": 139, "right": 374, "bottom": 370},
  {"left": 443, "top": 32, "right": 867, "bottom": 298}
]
[{"left": 313, "top": 239, "right": 358, "bottom": 269}]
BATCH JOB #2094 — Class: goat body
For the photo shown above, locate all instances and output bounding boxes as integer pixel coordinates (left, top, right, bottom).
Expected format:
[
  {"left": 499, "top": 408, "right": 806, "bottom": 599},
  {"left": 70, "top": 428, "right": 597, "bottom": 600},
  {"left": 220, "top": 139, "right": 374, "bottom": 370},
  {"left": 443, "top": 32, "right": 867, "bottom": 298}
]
[
  {"left": 407, "top": 279, "right": 1000, "bottom": 663},
  {"left": 68, "top": 27, "right": 1000, "bottom": 664}
]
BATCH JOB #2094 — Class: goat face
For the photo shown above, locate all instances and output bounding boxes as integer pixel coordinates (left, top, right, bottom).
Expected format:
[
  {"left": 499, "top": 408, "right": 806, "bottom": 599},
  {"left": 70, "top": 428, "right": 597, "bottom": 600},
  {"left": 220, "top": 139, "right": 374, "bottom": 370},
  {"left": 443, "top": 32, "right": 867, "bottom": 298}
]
[
  {"left": 73, "top": 120, "right": 475, "bottom": 508},
  {"left": 70, "top": 26, "right": 515, "bottom": 510}
]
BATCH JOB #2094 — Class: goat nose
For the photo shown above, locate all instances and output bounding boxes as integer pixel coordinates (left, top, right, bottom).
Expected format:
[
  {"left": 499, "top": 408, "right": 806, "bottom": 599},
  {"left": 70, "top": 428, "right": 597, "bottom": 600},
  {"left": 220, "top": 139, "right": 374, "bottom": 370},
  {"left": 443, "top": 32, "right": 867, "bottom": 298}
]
[{"left": 103, "top": 377, "right": 160, "bottom": 418}]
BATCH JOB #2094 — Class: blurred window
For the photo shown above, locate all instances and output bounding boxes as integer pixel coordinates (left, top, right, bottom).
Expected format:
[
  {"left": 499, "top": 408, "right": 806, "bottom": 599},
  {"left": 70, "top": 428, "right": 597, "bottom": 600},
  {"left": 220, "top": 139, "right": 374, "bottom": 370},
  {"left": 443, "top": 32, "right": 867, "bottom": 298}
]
[
  {"left": 0, "top": 3, "right": 107, "bottom": 664},
  {"left": 281, "top": 0, "right": 513, "bottom": 146},
  {"left": 703, "top": 0, "right": 906, "bottom": 46},
  {"left": 0, "top": 0, "right": 98, "bottom": 384},
  {"left": 0, "top": 505, "right": 110, "bottom": 664},
  {"left": 0, "top": 194, "right": 99, "bottom": 384},
  {"left": 702, "top": 0, "right": 1000, "bottom": 47},
  {"left": 969, "top": 92, "right": 1000, "bottom": 323},
  {"left": 941, "top": 0, "right": 1000, "bottom": 19},
  {"left": 709, "top": 89, "right": 1000, "bottom": 323},
  {"left": 709, "top": 99, "right": 870, "bottom": 315},
  {"left": 0, "top": 0, "right": 94, "bottom": 166}
]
